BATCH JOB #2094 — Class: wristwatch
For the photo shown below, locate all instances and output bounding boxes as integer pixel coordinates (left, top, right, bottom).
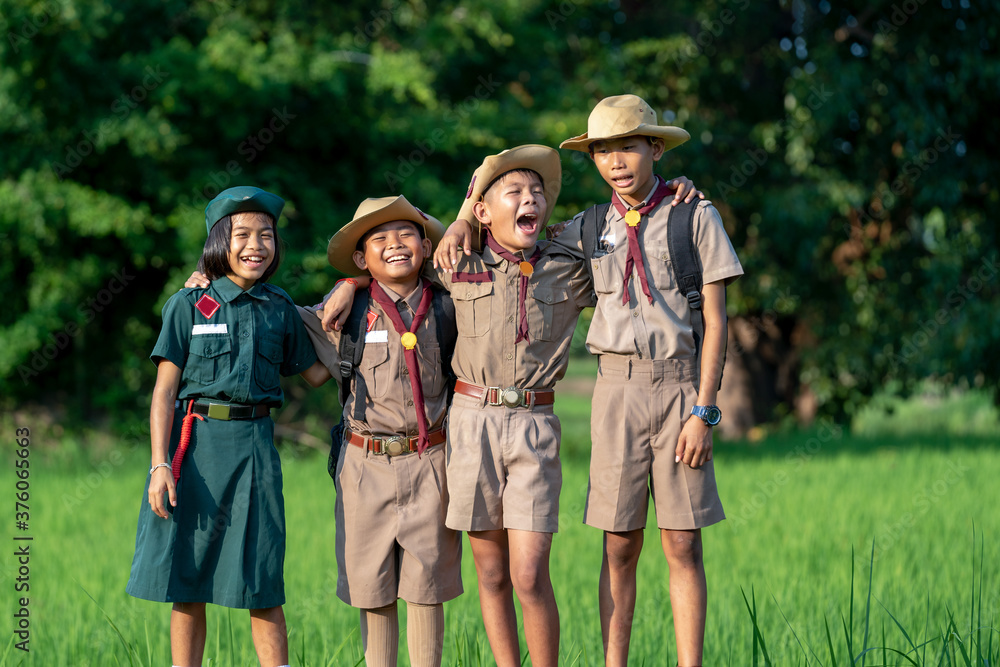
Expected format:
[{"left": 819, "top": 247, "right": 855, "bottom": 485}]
[{"left": 690, "top": 405, "right": 722, "bottom": 427}]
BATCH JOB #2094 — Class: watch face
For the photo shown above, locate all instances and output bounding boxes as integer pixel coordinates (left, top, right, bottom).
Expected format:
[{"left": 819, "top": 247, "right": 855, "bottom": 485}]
[{"left": 705, "top": 406, "right": 722, "bottom": 426}]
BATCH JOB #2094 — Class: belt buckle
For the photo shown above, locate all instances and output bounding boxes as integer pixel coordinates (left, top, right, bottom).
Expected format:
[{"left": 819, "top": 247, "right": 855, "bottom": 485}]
[
  {"left": 500, "top": 387, "right": 524, "bottom": 408},
  {"left": 207, "top": 403, "right": 231, "bottom": 420},
  {"left": 383, "top": 436, "right": 407, "bottom": 456}
]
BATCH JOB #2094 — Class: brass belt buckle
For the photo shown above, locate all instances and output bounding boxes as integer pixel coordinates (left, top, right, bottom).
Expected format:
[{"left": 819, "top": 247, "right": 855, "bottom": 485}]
[
  {"left": 500, "top": 387, "right": 524, "bottom": 408},
  {"left": 207, "top": 403, "right": 231, "bottom": 420},
  {"left": 383, "top": 436, "right": 407, "bottom": 456}
]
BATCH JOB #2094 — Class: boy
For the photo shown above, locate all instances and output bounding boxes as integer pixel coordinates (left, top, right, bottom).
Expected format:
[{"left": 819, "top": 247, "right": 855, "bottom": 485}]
[
  {"left": 438, "top": 95, "right": 741, "bottom": 667},
  {"left": 185, "top": 195, "right": 461, "bottom": 667},
  {"left": 323, "top": 146, "right": 593, "bottom": 667},
  {"left": 300, "top": 196, "right": 461, "bottom": 667}
]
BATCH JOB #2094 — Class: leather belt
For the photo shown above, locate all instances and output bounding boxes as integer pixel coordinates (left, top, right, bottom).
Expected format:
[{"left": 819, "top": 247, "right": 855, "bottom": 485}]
[
  {"left": 347, "top": 428, "right": 447, "bottom": 456},
  {"left": 454, "top": 379, "right": 555, "bottom": 409},
  {"left": 182, "top": 401, "right": 271, "bottom": 421}
]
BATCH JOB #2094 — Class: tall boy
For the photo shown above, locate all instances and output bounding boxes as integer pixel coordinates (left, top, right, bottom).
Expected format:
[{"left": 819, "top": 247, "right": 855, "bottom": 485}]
[
  {"left": 437, "top": 95, "right": 741, "bottom": 666},
  {"left": 560, "top": 94, "right": 742, "bottom": 667},
  {"left": 324, "top": 146, "right": 594, "bottom": 667}
]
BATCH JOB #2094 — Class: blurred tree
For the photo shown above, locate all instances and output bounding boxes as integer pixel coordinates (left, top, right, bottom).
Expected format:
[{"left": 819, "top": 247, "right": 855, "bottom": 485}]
[{"left": 2, "top": 0, "right": 996, "bottom": 428}]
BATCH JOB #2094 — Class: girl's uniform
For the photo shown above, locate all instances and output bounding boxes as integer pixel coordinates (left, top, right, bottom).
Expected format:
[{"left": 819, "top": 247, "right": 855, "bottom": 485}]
[{"left": 127, "top": 276, "right": 317, "bottom": 609}]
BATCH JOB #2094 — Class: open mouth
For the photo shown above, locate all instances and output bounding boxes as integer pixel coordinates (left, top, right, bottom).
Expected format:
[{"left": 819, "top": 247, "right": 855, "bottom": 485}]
[
  {"left": 240, "top": 255, "right": 266, "bottom": 269},
  {"left": 516, "top": 213, "right": 539, "bottom": 234},
  {"left": 612, "top": 175, "right": 635, "bottom": 189}
]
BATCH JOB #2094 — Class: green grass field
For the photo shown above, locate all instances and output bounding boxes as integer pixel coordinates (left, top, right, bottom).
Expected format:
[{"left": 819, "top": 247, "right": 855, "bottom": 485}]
[{"left": 3, "top": 376, "right": 999, "bottom": 666}]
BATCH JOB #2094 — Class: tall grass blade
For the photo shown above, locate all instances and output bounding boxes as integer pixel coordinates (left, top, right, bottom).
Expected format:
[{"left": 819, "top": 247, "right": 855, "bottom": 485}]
[
  {"left": 80, "top": 585, "right": 140, "bottom": 667},
  {"left": 824, "top": 615, "right": 838, "bottom": 666},
  {"left": 771, "top": 592, "right": 823, "bottom": 665},
  {"left": 741, "top": 585, "right": 772, "bottom": 666},
  {"left": 857, "top": 539, "right": 876, "bottom": 665}
]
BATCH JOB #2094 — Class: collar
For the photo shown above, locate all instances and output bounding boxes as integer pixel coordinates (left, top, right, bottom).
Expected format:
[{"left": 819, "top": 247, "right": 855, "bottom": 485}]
[
  {"left": 377, "top": 282, "right": 424, "bottom": 313},
  {"left": 481, "top": 240, "right": 542, "bottom": 268},
  {"left": 213, "top": 276, "right": 271, "bottom": 303}
]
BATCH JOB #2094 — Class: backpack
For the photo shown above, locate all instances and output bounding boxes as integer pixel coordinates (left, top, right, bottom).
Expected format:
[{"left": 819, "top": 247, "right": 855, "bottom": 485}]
[
  {"left": 580, "top": 198, "right": 724, "bottom": 388},
  {"left": 326, "top": 285, "right": 457, "bottom": 480}
]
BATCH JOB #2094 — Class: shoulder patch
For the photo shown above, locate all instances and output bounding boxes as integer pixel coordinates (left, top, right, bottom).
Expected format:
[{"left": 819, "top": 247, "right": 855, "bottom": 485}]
[{"left": 195, "top": 295, "right": 220, "bottom": 319}]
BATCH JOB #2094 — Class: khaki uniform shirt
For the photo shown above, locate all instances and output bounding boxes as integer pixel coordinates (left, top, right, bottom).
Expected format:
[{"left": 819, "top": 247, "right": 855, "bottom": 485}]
[
  {"left": 298, "top": 284, "right": 450, "bottom": 438},
  {"left": 554, "top": 198, "right": 743, "bottom": 360},
  {"left": 429, "top": 241, "right": 595, "bottom": 390}
]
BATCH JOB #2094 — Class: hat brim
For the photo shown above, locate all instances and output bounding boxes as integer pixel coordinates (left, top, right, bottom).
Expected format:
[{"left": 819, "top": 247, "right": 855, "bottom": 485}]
[
  {"left": 461, "top": 144, "right": 562, "bottom": 252},
  {"left": 327, "top": 196, "right": 445, "bottom": 275},
  {"left": 559, "top": 124, "right": 691, "bottom": 153}
]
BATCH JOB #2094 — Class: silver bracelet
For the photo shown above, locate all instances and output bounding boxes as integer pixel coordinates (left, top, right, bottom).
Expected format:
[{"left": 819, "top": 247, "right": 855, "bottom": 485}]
[{"left": 149, "top": 462, "right": 171, "bottom": 475}]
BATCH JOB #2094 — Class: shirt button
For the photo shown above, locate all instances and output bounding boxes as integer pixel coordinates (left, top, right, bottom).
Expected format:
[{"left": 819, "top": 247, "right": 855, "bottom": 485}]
[
  {"left": 660, "top": 253, "right": 668, "bottom": 260},
  {"left": 508, "top": 315, "right": 514, "bottom": 323},
  {"left": 632, "top": 311, "right": 639, "bottom": 317},
  {"left": 466, "top": 292, "right": 472, "bottom": 298},
  {"left": 402, "top": 368, "right": 409, "bottom": 375},
  {"left": 242, "top": 331, "right": 250, "bottom": 338},
  {"left": 407, "top": 399, "right": 413, "bottom": 406},
  {"left": 506, "top": 353, "right": 513, "bottom": 360},
  {"left": 241, "top": 364, "right": 248, "bottom": 370}
]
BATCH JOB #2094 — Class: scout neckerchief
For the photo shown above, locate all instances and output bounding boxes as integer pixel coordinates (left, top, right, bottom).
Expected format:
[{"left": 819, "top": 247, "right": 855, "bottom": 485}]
[
  {"left": 610, "top": 175, "right": 674, "bottom": 305},
  {"left": 369, "top": 278, "right": 434, "bottom": 454},
  {"left": 485, "top": 231, "right": 542, "bottom": 343}
]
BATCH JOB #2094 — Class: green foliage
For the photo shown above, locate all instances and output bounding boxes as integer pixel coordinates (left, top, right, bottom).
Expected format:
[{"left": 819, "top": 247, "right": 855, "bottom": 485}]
[{"left": 2, "top": 0, "right": 997, "bottom": 420}]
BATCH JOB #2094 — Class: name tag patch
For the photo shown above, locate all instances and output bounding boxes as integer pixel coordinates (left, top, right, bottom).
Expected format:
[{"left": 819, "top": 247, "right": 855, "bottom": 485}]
[
  {"left": 365, "top": 330, "right": 388, "bottom": 343},
  {"left": 192, "top": 324, "right": 228, "bottom": 335}
]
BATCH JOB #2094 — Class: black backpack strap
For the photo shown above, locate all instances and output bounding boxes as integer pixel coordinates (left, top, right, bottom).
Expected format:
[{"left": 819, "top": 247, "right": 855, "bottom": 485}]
[
  {"left": 430, "top": 286, "right": 458, "bottom": 398},
  {"left": 667, "top": 199, "right": 703, "bottom": 311},
  {"left": 335, "top": 288, "right": 370, "bottom": 421},
  {"left": 666, "top": 199, "right": 726, "bottom": 389},
  {"left": 581, "top": 203, "right": 612, "bottom": 279}
]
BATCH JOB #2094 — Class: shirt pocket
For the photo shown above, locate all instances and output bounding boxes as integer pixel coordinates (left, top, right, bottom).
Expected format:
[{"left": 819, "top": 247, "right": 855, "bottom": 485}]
[
  {"left": 417, "top": 344, "right": 446, "bottom": 398},
  {"left": 528, "top": 285, "right": 571, "bottom": 341},
  {"left": 591, "top": 252, "right": 619, "bottom": 295},
  {"left": 645, "top": 242, "right": 675, "bottom": 290},
  {"left": 359, "top": 337, "right": 391, "bottom": 399},
  {"left": 186, "top": 335, "right": 232, "bottom": 385},
  {"left": 452, "top": 282, "right": 494, "bottom": 337},
  {"left": 254, "top": 334, "right": 284, "bottom": 393}
]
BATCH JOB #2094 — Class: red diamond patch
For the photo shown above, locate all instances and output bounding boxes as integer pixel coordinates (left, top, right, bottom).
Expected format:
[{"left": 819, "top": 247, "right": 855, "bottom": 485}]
[
  {"left": 366, "top": 309, "right": 379, "bottom": 332},
  {"left": 195, "top": 295, "right": 220, "bottom": 319}
]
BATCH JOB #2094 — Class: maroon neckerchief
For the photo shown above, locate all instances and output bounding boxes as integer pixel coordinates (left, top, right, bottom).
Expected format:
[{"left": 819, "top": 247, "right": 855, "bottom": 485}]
[
  {"left": 610, "top": 176, "right": 675, "bottom": 305},
  {"left": 369, "top": 279, "right": 434, "bottom": 454},
  {"left": 486, "top": 232, "right": 542, "bottom": 343}
]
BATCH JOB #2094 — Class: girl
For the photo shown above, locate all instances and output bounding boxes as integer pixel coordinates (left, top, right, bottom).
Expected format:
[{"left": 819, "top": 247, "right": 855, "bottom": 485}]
[{"left": 126, "top": 186, "right": 317, "bottom": 667}]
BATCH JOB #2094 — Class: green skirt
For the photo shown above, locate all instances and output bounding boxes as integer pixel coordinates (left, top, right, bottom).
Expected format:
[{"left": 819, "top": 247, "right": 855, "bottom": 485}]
[{"left": 126, "top": 407, "right": 286, "bottom": 609}]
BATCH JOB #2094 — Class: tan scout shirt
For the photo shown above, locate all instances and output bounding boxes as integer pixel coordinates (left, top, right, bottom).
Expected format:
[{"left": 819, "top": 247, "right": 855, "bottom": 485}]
[
  {"left": 554, "top": 198, "right": 743, "bottom": 360},
  {"left": 429, "top": 241, "right": 595, "bottom": 390},
  {"left": 297, "top": 284, "right": 449, "bottom": 438}
]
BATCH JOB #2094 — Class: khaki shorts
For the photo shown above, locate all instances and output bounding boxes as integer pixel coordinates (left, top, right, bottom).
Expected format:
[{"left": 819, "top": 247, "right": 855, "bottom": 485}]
[
  {"left": 445, "top": 391, "right": 562, "bottom": 533},
  {"left": 335, "top": 439, "right": 463, "bottom": 609},
  {"left": 584, "top": 355, "right": 725, "bottom": 532}
]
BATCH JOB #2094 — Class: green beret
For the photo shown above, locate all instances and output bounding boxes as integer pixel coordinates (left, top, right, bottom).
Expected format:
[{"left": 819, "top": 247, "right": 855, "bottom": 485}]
[{"left": 204, "top": 186, "right": 285, "bottom": 234}]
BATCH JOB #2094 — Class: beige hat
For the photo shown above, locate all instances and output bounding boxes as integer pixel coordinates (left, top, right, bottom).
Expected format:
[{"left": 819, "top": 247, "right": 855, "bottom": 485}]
[
  {"left": 559, "top": 94, "right": 690, "bottom": 153},
  {"left": 458, "top": 144, "right": 562, "bottom": 251},
  {"left": 327, "top": 195, "right": 445, "bottom": 275}
]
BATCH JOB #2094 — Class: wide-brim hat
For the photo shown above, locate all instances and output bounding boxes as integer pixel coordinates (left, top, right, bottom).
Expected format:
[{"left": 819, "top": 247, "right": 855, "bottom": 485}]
[
  {"left": 457, "top": 144, "right": 562, "bottom": 252},
  {"left": 559, "top": 94, "right": 690, "bottom": 153},
  {"left": 327, "top": 195, "right": 445, "bottom": 275},
  {"left": 204, "top": 186, "right": 285, "bottom": 233}
]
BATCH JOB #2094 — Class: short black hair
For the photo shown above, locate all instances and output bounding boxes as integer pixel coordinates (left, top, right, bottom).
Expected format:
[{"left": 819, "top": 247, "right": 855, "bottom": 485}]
[
  {"left": 588, "top": 135, "right": 661, "bottom": 156},
  {"left": 355, "top": 220, "right": 426, "bottom": 253},
  {"left": 481, "top": 168, "right": 543, "bottom": 201},
  {"left": 197, "top": 212, "right": 282, "bottom": 283}
]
